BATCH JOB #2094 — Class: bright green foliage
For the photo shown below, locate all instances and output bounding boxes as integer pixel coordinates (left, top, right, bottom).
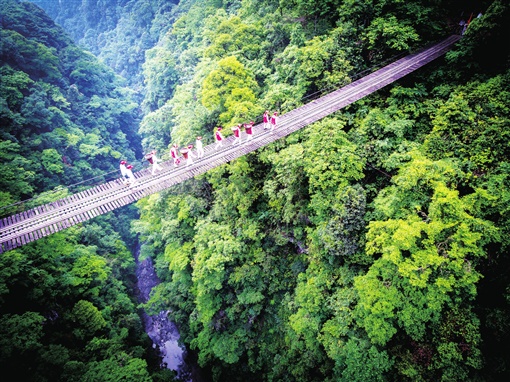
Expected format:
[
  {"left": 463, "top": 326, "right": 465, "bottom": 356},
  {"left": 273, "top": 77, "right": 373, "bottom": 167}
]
[
  {"left": 355, "top": 151, "right": 496, "bottom": 380},
  {"left": 192, "top": 220, "right": 239, "bottom": 309},
  {"left": 302, "top": 119, "right": 364, "bottom": 214},
  {"left": 67, "top": 246, "right": 109, "bottom": 297},
  {"left": 201, "top": 56, "right": 260, "bottom": 124},
  {"left": 79, "top": 353, "right": 152, "bottom": 382},
  {"left": 41, "top": 148, "right": 64, "bottom": 174},
  {"left": 363, "top": 15, "right": 419, "bottom": 60},
  {"left": 273, "top": 29, "right": 353, "bottom": 95},
  {"left": 289, "top": 265, "right": 332, "bottom": 346},
  {"left": 203, "top": 13, "right": 265, "bottom": 61},
  {"left": 135, "top": 2, "right": 510, "bottom": 371},
  {"left": 3, "top": 0, "right": 510, "bottom": 381},
  {"left": 189, "top": 217, "right": 259, "bottom": 365},
  {"left": 259, "top": 82, "right": 304, "bottom": 113},
  {"left": 69, "top": 300, "right": 107, "bottom": 339}
]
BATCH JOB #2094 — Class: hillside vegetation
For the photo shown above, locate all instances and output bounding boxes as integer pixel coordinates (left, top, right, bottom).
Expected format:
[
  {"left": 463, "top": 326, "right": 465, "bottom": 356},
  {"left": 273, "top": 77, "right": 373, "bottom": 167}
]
[
  {"left": 1, "top": 0, "right": 169, "bottom": 380},
  {"left": 1, "top": 0, "right": 510, "bottom": 381}
]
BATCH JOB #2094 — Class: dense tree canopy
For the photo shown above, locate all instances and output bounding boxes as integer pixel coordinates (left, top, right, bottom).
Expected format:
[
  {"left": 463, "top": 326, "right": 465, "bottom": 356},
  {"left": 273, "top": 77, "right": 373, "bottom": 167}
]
[{"left": 2, "top": 0, "right": 510, "bottom": 381}]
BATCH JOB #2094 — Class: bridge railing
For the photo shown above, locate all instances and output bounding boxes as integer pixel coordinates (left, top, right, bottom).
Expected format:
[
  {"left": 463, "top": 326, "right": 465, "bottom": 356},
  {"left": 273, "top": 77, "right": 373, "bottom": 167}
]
[{"left": 0, "top": 35, "right": 462, "bottom": 252}]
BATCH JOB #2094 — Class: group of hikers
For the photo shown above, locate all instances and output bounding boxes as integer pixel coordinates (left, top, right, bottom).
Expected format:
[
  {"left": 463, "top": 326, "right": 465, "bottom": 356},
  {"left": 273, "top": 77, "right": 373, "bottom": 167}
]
[
  {"left": 119, "top": 160, "right": 137, "bottom": 185},
  {"left": 119, "top": 110, "right": 280, "bottom": 185},
  {"left": 214, "top": 110, "right": 279, "bottom": 149},
  {"left": 119, "top": 9, "right": 486, "bottom": 187}
]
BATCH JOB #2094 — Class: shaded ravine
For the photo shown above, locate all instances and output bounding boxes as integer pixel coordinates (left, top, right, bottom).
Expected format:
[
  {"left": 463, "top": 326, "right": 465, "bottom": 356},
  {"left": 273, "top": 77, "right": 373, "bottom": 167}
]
[{"left": 135, "top": 249, "right": 192, "bottom": 381}]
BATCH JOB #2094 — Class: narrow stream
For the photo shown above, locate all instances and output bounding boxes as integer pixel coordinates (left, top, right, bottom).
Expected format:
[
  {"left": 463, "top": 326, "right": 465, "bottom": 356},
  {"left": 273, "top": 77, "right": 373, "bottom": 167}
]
[{"left": 135, "top": 252, "right": 192, "bottom": 381}]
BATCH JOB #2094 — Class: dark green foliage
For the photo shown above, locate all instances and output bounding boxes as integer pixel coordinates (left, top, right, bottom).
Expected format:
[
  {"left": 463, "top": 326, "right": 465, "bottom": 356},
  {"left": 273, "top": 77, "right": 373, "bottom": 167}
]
[
  {"left": 445, "top": 0, "right": 510, "bottom": 77},
  {"left": 132, "top": 1, "right": 510, "bottom": 381},
  {"left": 0, "top": 226, "right": 158, "bottom": 381},
  {"left": 2, "top": 0, "right": 510, "bottom": 381},
  {"left": 0, "top": 0, "right": 143, "bottom": 213},
  {"left": 0, "top": 1, "right": 160, "bottom": 380},
  {"left": 119, "top": 1, "right": 510, "bottom": 381}
]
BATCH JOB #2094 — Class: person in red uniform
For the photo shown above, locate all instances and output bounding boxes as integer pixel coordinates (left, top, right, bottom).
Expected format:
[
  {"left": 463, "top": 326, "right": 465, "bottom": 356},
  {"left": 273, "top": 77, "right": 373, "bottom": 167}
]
[
  {"left": 270, "top": 111, "right": 279, "bottom": 133},
  {"left": 232, "top": 124, "right": 242, "bottom": 145},
  {"left": 119, "top": 160, "right": 129, "bottom": 185},
  {"left": 196, "top": 136, "right": 204, "bottom": 158},
  {"left": 146, "top": 150, "right": 163, "bottom": 175},
  {"left": 182, "top": 144, "right": 197, "bottom": 166},
  {"left": 263, "top": 110, "right": 270, "bottom": 130},
  {"left": 215, "top": 127, "right": 224, "bottom": 150},
  {"left": 170, "top": 143, "right": 180, "bottom": 166},
  {"left": 125, "top": 164, "right": 136, "bottom": 185},
  {"left": 244, "top": 121, "right": 254, "bottom": 142}
]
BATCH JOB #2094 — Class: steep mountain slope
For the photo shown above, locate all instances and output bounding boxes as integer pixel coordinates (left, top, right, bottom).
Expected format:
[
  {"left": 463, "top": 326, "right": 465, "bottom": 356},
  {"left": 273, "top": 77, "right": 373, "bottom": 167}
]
[
  {"left": 0, "top": 1, "right": 173, "bottom": 381},
  {"left": 1, "top": 0, "right": 143, "bottom": 208},
  {"left": 2, "top": 0, "right": 510, "bottom": 381},
  {"left": 33, "top": 0, "right": 180, "bottom": 86}
]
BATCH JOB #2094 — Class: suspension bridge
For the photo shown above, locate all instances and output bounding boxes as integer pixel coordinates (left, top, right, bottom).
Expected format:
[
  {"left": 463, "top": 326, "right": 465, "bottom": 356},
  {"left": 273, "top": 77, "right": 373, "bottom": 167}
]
[{"left": 0, "top": 35, "right": 461, "bottom": 254}]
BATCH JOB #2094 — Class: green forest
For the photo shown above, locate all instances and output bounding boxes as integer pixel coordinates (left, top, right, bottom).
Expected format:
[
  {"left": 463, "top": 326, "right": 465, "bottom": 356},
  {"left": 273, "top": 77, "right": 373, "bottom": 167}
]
[{"left": 1, "top": 0, "right": 510, "bottom": 381}]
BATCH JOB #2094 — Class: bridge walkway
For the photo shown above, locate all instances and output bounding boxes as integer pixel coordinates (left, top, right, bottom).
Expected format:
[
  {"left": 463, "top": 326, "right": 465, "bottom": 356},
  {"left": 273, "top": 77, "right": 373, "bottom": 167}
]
[{"left": 0, "top": 35, "right": 461, "bottom": 253}]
